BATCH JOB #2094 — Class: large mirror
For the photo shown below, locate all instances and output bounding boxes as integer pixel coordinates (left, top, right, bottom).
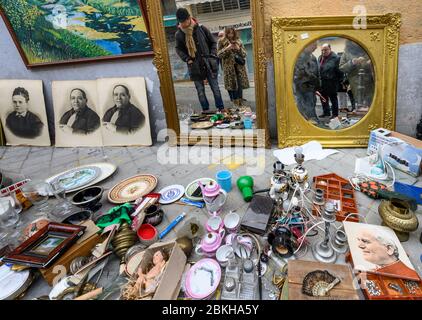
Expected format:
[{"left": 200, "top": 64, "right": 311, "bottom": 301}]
[
  {"left": 272, "top": 14, "right": 401, "bottom": 148},
  {"left": 294, "top": 37, "right": 375, "bottom": 130},
  {"left": 143, "top": 0, "right": 269, "bottom": 147}
]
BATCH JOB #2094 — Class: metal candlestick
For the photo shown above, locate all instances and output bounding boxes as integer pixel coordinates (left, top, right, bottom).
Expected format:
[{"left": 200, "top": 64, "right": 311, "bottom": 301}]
[{"left": 312, "top": 203, "right": 337, "bottom": 263}]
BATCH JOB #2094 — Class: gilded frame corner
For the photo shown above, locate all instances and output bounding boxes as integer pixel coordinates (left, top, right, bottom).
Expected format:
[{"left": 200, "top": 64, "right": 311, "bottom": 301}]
[
  {"left": 144, "top": 0, "right": 270, "bottom": 148},
  {"left": 272, "top": 14, "right": 401, "bottom": 148}
]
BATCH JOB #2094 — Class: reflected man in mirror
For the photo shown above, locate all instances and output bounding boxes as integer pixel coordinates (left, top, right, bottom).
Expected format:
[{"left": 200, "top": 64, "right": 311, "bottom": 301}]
[
  {"left": 318, "top": 44, "right": 343, "bottom": 120},
  {"left": 293, "top": 42, "right": 320, "bottom": 124},
  {"left": 6, "top": 87, "right": 43, "bottom": 139},
  {"left": 339, "top": 40, "right": 375, "bottom": 112},
  {"left": 175, "top": 8, "right": 224, "bottom": 112},
  {"left": 59, "top": 88, "right": 100, "bottom": 135},
  {"left": 102, "top": 85, "right": 145, "bottom": 134}
]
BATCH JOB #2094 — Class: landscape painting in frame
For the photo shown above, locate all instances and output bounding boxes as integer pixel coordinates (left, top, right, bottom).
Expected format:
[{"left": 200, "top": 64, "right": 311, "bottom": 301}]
[{"left": 0, "top": 0, "right": 153, "bottom": 67}]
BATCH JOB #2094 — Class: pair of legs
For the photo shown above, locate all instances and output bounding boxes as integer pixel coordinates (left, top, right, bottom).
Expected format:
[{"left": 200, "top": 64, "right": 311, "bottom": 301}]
[
  {"left": 320, "top": 90, "right": 339, "bottom": 118},
  {"left": 296, "top": 90, "right": 318, "bottom": 121},
  {"left": 194, "top": 73, "right": 224, "bottom": 111}
]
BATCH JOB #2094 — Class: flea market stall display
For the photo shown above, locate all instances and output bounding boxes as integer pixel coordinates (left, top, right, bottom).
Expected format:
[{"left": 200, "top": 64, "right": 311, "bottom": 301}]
[
  {"left": 0, "top": 137, "right": 421, "bottom": 300},
  {"left": 0, "top": 0, "right": 421, "bottom": 301}
]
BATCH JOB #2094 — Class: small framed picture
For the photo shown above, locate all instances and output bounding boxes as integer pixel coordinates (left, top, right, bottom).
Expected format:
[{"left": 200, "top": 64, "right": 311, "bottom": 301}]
[{"left": 3, "top": 222, "right": 85, "bottom": 268}]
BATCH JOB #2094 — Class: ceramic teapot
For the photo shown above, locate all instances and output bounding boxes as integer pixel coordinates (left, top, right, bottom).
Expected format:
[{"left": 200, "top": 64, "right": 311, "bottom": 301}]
[
  {"left": 195, "top": 229, "right": 225, "bottom": 258},
  {"left": 199, "top": 181, "right": 227, "bottom": 216}
]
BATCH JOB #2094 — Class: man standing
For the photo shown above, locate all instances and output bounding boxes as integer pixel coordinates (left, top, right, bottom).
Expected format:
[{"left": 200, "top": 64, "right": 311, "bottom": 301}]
[
  {"left": 318, "top": 43, "right": 343, "bottom": 119},
  {"left": 293, "top": 42, "right": 320, "bottom": 123},
  {"left": 175, "top": 8, "right": 224, "bottom": 111}
]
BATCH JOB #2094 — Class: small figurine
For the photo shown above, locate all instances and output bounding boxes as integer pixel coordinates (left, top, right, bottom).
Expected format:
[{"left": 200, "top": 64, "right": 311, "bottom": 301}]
[{"left": 123, "top": 249, "right": 168, "bottom": 299}]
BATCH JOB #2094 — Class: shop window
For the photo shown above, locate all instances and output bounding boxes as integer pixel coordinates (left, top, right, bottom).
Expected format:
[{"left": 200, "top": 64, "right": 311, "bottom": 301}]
[{"left": 223, "top": 0, "right": 239, "bottom": 11}]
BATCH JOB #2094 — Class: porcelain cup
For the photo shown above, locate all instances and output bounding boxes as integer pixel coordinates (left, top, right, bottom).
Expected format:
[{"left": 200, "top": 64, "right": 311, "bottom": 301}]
[{"left": 223, "top": 212, "right": 240, "bottom": 233}]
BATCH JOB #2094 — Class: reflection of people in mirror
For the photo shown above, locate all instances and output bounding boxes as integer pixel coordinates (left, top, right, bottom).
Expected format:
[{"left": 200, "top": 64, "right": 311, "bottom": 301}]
[
  {"left": 175, "top": 8, "right": 224, "bottom": 111},
  {"left": 217, "top": 27, "right": 250, "bottom": 109},
  {"left": 318, "top": 44, "right": 343, "bottom": 119},
  {"left": 59, "top": 88, "right": 100, "bottom": 134},
  {"left": 6, "top": 87, "right": 44, "bottom": 139},
  {"left": 102, "top": 85, "right": 145, "bottom": 134},
  {"left": 293, "top": 42, "right": 320, "bottom": 123},
  {"left": 339, "top": 40, "right": 375, "bottom": 112},
  {"left": 356, "top": 229, "right": 419, "bottom": 280}
]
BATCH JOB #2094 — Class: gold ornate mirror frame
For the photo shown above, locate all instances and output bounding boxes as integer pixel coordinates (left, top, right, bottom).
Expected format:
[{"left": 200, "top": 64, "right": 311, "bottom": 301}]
[
  {"left": 272, "top": 14, "right": 401, "bottom": 148},
  {"left": 144, "top": 0, "right": 270, "bottom": 147}
]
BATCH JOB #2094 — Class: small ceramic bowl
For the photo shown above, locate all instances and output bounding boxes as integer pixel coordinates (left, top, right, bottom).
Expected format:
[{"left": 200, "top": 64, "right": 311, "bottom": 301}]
[
  {"left": 143, "top": 204, "right": 164, "bottom": 226},
  {"left": 137, "top": 223, "right": 158, "bottom": 246},
  {"left": 62, "top": 210, "right": 92, "bottom": 225},
  {"left": 71, "top": 186, "right": 103, "bottom": 211}
]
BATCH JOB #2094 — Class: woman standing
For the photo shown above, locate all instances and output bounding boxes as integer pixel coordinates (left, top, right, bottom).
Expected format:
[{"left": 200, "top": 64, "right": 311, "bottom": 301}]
[{"left": 217, "top": 27, "right": 250, "bottom": 108}]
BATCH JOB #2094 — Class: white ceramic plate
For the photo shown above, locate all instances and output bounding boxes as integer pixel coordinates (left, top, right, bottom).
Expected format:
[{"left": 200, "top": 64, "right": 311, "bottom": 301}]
[
  {"left": 185, "top": 258, "right": 221, "bottom": 300},
  {"left": 0, "top": 265, "right": 32, "bottom": 300},
  {"left": 158, "top": 185, "right": 185, "bottom": 204},
  {"left": 45, "top": 162, "right": 117, "bottom": 194},
  {"left": 185, "top": 178, "right": 217, "bottom": 201}
]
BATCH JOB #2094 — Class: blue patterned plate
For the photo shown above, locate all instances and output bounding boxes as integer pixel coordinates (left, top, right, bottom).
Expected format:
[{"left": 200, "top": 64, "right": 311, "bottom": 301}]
[
  {"left": 158, "top": 185, "right": 185, "bottom": 204},
  {"left": 51, "top": 166, "right": 100, "bottom": 191}
]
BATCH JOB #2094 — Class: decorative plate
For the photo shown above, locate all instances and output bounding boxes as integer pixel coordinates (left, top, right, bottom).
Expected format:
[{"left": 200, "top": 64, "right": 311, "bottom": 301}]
[
  {"left": 108, "top": 174, "right": 158, "bottom": 204},
  {"left": 0, "top": 265, "right": 32, "bottom": 300},
  {"left": 185, "top": 258, "right": 221, "bottom": 300},
  {"left": 191, "top": 121, "right": 214, "bottom": 129},
  {"left": 50, "top": 166, "right": 100, "bottom": 192},
  {"left": 216, "top": 123, "right": 230, "bottom": 129},
  {"left": 185, "top": 178, "right": 217, "bottom": 201},
  {"left": 158, "top": 185, "right": 185, "bottom": 204},
  {"left": 46, "top": 163, "right": 117, "bottom": 194}
]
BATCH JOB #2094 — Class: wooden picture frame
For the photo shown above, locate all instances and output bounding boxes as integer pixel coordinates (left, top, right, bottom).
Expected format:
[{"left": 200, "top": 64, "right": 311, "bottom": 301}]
[
  {"left": 3, "top": 222, "right": 86, "bottom": 268},
  {"left": 0, "top": 0, "right": 154, "bottom": 69},
  {"left": 272, "top": 14, "right": 401, "bottom": 148},
  {"left": 141, "top": 0, "right": 270, "bottom": 147}
]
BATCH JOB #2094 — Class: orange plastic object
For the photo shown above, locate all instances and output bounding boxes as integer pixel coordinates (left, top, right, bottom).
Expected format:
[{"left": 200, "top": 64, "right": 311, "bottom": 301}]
[{"left": 312, "top": 173, "right": 359, "bottom": 222}]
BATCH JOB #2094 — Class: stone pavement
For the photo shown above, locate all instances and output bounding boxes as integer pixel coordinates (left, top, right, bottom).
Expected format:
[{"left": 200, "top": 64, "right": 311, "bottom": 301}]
[{"left": 0, "top": 144, "right": 421, "bottom": 299}]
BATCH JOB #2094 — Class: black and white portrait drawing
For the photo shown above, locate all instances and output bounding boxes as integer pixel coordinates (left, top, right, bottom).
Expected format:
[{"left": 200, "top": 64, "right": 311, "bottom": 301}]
[
  {"left": 53, "top": 81, "right": 103, "bottom": 147},
  {"left": 0, "top": 80, "right": 50, "bottom": 146},
  {"left": 99, "top": 77, "right": 152, "bottom": 146},
  {"left": 102, "top": 84, "right": 145, "bottom": 134},
  {"left": 59, "top": 88, "right": 100, "bottom": 135}
]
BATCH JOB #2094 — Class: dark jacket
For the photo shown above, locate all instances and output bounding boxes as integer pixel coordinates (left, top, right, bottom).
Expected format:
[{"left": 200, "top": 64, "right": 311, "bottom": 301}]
[
  {"left": 59, "top": 106, "right": 100, "bottom": 134},
  {"left": 318, "top": 52, "right": 343, "bottom": 95},
  {"left": 175, "top": 22, "right": 219, "bottom": 81},
  {"left": 102, "top": 103, "right": 145, "bottom": 134},
  {"left": 294, "top": 51, "right": 320, "bottom": 92},
  {"left": 6, "top": 111, "right": 43, "bottom": 139}
]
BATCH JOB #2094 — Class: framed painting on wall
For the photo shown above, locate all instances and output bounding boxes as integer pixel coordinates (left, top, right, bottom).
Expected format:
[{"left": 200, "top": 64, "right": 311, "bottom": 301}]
[{"left": 0, "top": 0, "right": 153, "bottom": 68}]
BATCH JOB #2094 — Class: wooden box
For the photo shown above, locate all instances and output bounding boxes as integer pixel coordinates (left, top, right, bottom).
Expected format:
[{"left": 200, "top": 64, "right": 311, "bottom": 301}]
[
  {"left": 312, "top": 173, "right": 359, "bottom": 222},
  {"left": 287, "top": 260, "right": 360, "bottom": 300}
]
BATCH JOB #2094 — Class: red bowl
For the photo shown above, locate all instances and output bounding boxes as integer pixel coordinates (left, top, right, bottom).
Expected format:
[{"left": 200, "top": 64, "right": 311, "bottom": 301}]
[{"left": 137, "top": 224, "right": 158, "bottom": 245}]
